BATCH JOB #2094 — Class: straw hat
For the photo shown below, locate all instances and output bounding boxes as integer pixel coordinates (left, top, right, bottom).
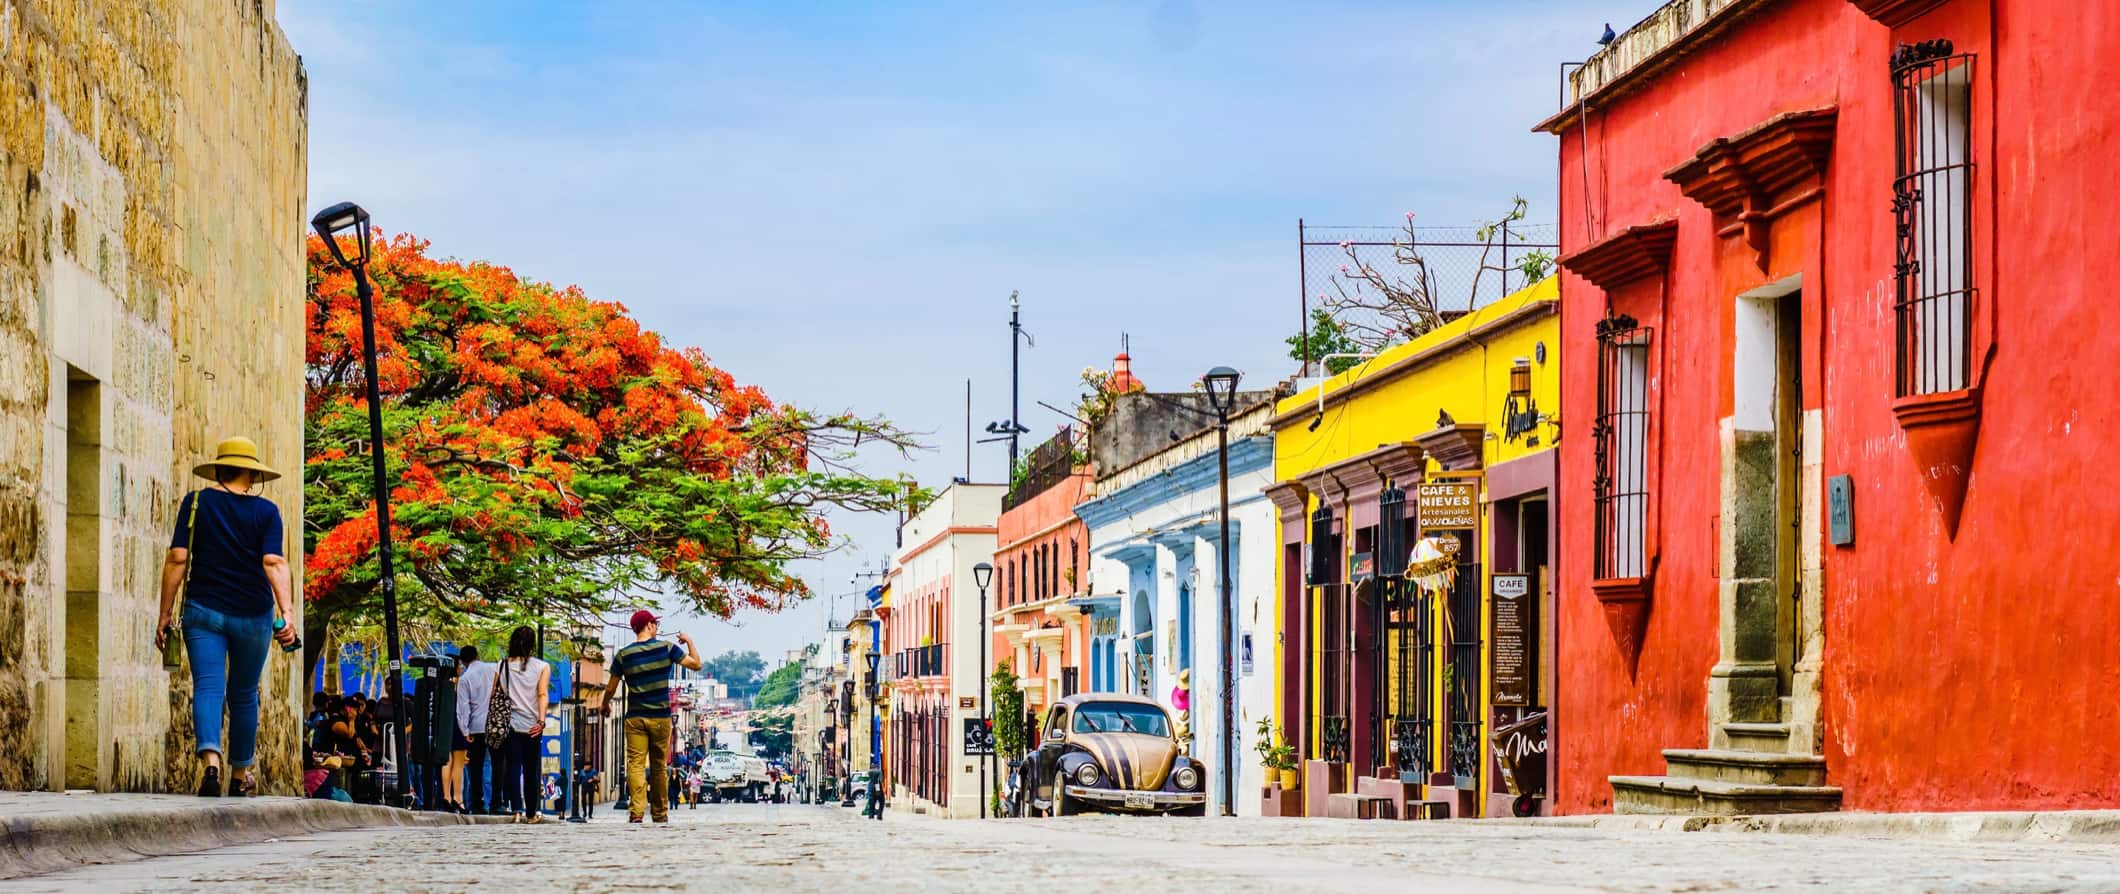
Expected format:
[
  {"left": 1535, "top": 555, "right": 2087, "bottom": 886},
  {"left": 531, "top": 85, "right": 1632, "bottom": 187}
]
[{"left": 192, "top": 436, "right": 281, "bottom": 483}]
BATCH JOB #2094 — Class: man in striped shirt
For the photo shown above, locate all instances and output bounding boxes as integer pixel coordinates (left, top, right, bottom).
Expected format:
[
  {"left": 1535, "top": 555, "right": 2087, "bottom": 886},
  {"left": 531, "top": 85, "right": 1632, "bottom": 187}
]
[{"left": 608, "top": 609, "right": 702, "bottom": 823}]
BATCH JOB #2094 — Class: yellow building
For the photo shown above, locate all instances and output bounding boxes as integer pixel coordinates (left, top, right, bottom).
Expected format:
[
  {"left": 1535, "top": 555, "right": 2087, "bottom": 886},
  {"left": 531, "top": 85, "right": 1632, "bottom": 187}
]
[{"left": 1265, "top": 277, "right": 1558, "bottom": 819}]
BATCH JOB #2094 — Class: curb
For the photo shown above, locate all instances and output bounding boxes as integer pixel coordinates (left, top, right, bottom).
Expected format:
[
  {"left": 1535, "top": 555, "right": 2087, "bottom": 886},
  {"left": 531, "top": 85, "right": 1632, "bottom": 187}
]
[
  {"left": 0, "top": 799, "right": 509, "bottom": 881},
  {"left": 1485, "top": 810, "right": 2120, "bottom": 843}
]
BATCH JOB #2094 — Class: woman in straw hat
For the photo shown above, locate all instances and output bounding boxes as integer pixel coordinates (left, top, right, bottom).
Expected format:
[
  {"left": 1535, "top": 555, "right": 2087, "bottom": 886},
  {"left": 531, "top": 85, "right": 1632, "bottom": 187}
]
[{"left": 155, "top": 436, "right": 299, "bottom": 797}]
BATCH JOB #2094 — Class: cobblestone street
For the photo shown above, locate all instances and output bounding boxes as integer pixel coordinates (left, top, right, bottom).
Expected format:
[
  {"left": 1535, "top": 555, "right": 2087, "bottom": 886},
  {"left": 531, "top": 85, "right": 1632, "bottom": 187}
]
[{"left": 11, "top": 804, "right": 2120, "bottom": 893}]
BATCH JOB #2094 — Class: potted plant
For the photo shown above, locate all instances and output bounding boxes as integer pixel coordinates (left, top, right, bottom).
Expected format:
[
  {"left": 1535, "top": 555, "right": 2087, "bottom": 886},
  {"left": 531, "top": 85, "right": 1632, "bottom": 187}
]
[{"left": 1254, "top": 718, "right": 1300, "bottom": 790}]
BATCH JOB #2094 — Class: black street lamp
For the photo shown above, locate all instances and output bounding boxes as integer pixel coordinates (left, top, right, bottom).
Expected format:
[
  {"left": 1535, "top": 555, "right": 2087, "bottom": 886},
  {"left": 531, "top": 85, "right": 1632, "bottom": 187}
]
[
  {"left": 310, "top": 202, "right": 410, "bottom": 810},
  {"left": 565, "top": 628, "right": 598, "bottom": 823},
  {"left": 1201, "top": 366, "right": 1241, "bottom": 817},
  {"left": 972, "top": 561, "right": 994, "bottom": 819},
  {"left": 864, "top": 646, "right": 882, "bottom": 819}
]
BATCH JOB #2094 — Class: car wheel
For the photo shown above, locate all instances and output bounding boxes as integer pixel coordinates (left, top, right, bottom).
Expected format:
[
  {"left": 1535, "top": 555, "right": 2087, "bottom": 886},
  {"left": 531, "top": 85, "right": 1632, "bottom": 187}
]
[{"left": 1051, "top": 772, "right": 1078, "bottom": 817}]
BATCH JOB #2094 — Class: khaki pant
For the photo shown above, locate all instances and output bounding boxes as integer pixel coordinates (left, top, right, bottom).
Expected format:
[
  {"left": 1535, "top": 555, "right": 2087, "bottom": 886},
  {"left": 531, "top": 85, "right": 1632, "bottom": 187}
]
[{"left": 624, "top": 716, "right": 672, "bottom": 821}]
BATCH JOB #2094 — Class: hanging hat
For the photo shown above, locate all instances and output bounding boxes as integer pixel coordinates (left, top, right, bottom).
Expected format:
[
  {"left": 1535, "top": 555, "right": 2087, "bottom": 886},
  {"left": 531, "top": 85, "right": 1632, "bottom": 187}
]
[{"left": 192, "top": 436, "right": 281, "bottom": 483}]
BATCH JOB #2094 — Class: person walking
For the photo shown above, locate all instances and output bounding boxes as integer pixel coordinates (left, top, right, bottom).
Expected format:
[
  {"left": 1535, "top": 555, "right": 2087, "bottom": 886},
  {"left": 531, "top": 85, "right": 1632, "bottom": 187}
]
[
  {"left": 155, "top": 436, "right": 296, "bottom": 797},
  {"left": 499, "top": 626, "right": 551, "bottom": 824},
  {"left": 606, "top": 610, "right": 701, "bottom": 823},
  {"left": 454, "top": 645, "right": 496, "bottom": 814}
]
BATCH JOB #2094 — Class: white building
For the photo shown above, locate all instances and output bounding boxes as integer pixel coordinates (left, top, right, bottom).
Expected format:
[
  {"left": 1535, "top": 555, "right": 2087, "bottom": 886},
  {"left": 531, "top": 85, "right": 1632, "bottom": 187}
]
[
  {"left": 885, "top": 481, "right": 1003, "bottom": 818},
  {"left": 1076, "top": 394, "right": 1278, "bottom": 815}
]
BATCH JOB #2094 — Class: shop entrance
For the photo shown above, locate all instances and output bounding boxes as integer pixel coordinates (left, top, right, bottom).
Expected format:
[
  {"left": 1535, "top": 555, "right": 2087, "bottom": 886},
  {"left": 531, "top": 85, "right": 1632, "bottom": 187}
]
[{"left": 1488, "top": 493, "right": 1550, "bottom": 817}]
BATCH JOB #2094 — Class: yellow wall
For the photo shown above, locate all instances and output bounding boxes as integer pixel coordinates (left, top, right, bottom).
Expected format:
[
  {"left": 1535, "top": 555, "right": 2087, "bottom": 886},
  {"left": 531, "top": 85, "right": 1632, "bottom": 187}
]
[
  {"left": 1274, "top": 276, "right": 1560, "bottom": 479},
  {"left": 1269, "top": 277, "right": 1558, "bottom": 814}
]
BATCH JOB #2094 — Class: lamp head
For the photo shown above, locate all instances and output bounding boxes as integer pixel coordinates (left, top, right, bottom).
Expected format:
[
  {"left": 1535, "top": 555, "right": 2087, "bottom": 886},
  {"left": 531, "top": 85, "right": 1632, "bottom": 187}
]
[
  {"left": 1201, "top": 366, "right": 1241, "bottom": 414},
  {"left": 309, "top": 201, "right": 372, "bottom": 268},
  {"left": 973, "top": 561, "right": 994, "bottom": 591}
]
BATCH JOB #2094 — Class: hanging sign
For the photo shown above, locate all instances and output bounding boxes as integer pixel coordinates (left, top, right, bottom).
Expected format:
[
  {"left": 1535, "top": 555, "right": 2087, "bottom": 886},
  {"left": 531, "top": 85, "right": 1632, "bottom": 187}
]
[
  {"left": 1491, "top": 574, "right": 1534, "bottom": 707},
  {"left": 1417, "top": 482, "right": 1479, "bottom": 531}
]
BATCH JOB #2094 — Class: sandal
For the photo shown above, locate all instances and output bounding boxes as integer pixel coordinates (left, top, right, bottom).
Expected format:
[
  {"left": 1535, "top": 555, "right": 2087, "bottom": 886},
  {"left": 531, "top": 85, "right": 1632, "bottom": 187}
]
[
  {"left": 197, "top": 766, "right": 223, "bottom": 797},
  {"left": 233, "top": 773, "right": 258, "bottom": 797}
]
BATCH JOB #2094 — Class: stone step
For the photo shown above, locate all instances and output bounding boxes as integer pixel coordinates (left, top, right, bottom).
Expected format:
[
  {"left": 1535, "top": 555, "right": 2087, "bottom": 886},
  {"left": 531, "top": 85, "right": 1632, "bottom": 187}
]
[
  {"left": 1610, "top": 775, "right": 1842, "bottom": 816},
  {"left": 1662, "top": 749, "right": 1828, "bottom": 786},
  {"left": 1324, "top": 792, "right": 1394, "bottom": 819},
  {"left": 1719, "top": 721, "right": 1793, "bottom": 753}
]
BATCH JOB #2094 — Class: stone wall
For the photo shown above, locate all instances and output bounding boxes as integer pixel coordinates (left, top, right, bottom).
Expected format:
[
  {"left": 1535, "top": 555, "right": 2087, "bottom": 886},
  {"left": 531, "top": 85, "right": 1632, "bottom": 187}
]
[{"left": 0, "top": 0, "right": 307, "bottom": 793}]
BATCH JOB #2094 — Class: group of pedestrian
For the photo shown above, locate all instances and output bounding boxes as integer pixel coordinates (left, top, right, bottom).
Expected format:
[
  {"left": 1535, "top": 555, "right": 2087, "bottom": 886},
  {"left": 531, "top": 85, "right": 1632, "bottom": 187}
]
[
  {"left": 303, "top": 691, "right": 389, "bottom": 802},
  {"left": 163, "top": 433, "right": 697, "bottom": 827},
  {"left": 443, "top": 628, "right": 553, "bottom": 822}
]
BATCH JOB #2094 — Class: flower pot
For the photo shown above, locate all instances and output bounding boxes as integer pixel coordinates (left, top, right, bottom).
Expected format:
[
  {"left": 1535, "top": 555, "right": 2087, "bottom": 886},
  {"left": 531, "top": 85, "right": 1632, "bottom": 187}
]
[{"left": 1279, "top": 768, "right": 1300, "bottom": 790}]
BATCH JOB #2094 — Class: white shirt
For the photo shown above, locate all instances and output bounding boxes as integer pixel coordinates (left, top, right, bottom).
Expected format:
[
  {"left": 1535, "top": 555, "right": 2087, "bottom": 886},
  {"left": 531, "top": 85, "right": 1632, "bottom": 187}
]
[
  {"left": 456, "top": 660, "right": 497, "bottom": 735},
  {"left": 500, "top": 657, "right": 550, "bottom": 733}
]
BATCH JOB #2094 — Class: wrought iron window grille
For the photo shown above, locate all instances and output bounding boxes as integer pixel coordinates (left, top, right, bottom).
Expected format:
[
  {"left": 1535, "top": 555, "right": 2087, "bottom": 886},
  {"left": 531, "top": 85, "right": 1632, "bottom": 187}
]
[
  {"left": 1891, "top": 39, "right": 1976, "bottom": 397},
  {"left": 1593, "top": 317, "right": 1652, "bottom": 580}
]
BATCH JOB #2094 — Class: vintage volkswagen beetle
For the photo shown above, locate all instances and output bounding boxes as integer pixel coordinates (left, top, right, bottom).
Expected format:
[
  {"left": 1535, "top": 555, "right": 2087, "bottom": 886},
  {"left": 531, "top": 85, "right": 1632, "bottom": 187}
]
[{"left": 1026, "top": 693, "right": 1207, "bottom": 817}]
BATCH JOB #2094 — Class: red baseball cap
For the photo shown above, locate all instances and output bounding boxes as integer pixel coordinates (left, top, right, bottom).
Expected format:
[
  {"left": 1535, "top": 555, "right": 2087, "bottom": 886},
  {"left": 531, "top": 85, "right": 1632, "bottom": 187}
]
[{"left": 629, "top": 610, "right": 660, "bottom": 633}]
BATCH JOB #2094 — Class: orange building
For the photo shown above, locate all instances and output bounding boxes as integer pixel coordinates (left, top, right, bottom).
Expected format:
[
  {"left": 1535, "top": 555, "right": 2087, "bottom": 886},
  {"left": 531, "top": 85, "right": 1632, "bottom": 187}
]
[{"left": 991, "top": 427, "right": 1095, "bottom": 743}]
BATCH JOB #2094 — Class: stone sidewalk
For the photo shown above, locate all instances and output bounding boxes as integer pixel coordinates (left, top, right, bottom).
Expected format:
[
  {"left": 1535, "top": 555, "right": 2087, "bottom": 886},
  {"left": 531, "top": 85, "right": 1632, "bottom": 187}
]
[
  {"left": 1493, "top": 809, "right": 2120, "bottom": 843},
  {"left": 19, "top": 803, "right": 2120, "bottom": 893},
  {"left": 0, "top": 792, "right": 505, "bottom": 881}
]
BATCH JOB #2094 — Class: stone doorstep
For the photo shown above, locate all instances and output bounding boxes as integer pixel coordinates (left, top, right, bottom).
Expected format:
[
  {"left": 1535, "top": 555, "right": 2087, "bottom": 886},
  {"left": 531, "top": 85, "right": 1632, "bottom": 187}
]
[
  {"left": 0, "top": 795, "right": 507, "bottom": 881},
  {"left": 1661, "top": 748, "right": 1828, "bottom": 787},
  {"left": 1610, "top": 774, "right": 1843, "bottom": 816},
  {"left": 1717, "top": 721, "right": 1794, "bottom": 752}
]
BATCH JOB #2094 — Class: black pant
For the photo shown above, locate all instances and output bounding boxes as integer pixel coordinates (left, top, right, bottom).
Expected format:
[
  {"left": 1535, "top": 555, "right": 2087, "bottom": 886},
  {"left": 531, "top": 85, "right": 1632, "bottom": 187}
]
[
  {"left": 503, "top": 732, "right": 540, "bottom": 816},
  {"left": 464, "top": 741, "right": 490, "bottom": 813}
]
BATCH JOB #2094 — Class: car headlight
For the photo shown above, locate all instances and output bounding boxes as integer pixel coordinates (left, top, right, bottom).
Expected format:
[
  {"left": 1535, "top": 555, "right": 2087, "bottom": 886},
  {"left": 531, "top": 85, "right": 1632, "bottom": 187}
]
[
  {"left": 1074, "top": 763, "right": 1100, "bottom": 786},
  {"left": 1173, "top": 766, "right": 1199, "bottom": 790}
]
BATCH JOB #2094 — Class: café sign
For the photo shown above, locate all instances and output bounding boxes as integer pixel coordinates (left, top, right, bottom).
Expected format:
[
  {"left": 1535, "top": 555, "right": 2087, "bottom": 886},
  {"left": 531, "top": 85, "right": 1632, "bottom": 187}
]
[{"left": 1416, "top": 481, "right": 1479, "bottom": 531}]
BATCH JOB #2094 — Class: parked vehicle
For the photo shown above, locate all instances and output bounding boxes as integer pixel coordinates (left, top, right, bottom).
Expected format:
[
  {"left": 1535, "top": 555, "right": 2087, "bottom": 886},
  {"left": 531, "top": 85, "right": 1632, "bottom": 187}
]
[
  {"left": 702, "top": 750, "right": 771, "bottom": 802},
  {"left": 1024, "top": 694, "right": 1208, "bottom": 817}
]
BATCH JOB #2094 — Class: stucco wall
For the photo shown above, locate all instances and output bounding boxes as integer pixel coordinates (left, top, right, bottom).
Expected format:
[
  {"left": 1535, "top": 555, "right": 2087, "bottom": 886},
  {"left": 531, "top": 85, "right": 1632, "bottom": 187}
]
[
  {"left": 0, "top": 0, "right": 307, "bottom": 792},
  {"left": 1551, "top": 0, "right": 2120, "bottom": 812}
]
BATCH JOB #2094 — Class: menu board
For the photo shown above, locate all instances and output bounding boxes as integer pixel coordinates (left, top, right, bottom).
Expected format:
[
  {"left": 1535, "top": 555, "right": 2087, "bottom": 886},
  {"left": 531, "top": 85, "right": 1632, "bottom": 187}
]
[{"left": 1491, "top": 573, "right": 1534, "bottom": 707}]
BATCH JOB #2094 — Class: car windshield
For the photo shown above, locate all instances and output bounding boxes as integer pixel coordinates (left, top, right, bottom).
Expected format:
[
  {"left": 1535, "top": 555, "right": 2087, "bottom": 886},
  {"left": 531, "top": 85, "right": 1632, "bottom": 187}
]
[{"left": 1071, "top": 702, "right": 1170, "bottom": 737}]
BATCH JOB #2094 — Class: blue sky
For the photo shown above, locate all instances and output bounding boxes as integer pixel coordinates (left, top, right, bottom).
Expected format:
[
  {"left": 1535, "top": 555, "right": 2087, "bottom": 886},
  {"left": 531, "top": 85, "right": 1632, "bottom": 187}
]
[{"left": 279, "top": 0, "right": 1640, "bottom": 664}]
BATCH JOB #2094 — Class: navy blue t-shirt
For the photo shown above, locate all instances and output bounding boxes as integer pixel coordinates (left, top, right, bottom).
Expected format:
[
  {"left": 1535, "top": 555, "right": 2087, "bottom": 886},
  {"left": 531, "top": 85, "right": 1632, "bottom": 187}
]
[{"left": 170, "top": 487, "right": 285, "bottom": 618}]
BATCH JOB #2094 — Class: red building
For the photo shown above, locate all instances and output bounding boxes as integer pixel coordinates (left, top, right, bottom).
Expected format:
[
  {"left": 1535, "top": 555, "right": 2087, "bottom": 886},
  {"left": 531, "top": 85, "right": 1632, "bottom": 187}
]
[{"left": 1542, "top": 0, "right": 2120, "bottom": 814}]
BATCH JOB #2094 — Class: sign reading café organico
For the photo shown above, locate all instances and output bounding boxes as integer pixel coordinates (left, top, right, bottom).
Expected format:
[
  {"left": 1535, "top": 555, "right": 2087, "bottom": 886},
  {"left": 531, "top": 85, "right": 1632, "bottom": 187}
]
[{"left": 1416, "top": 481, "right": 1479, "bottom": 531}]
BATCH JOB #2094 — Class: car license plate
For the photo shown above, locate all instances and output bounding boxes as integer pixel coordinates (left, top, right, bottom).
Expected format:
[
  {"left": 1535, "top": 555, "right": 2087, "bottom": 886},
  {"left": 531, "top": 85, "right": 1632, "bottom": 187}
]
[{"left": 1124, "top": 792, "right": 1155, "bottom": 810}]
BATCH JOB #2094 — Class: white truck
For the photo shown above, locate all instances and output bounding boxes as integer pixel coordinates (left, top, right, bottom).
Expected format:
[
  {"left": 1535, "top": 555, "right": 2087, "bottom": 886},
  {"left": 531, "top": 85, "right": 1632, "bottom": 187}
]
[{"left": 702, "top": 750, "right": 771, "bottom": 802}]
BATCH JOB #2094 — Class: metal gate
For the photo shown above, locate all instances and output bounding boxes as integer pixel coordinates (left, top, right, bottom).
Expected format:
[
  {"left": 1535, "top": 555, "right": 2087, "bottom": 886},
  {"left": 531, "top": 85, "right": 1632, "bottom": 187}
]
[
  {"left": 1445, "top": 543, "right": 1483, "bottom": 786},
  {"left": 1382, "top": 574, "right": 1433, "bottom": 779}
]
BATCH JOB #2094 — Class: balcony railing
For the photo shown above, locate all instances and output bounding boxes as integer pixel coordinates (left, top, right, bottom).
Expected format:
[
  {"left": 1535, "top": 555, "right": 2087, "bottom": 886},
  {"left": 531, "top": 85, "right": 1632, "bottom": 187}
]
[{"left": 894, "top": 643, "right": 948, "bottom": 679}]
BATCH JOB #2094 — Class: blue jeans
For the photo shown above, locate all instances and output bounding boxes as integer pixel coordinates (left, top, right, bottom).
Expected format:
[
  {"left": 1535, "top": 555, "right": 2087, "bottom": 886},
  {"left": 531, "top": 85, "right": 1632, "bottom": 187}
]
[{"left": 182, "top": 602, "right": 273, "bottom": 768}]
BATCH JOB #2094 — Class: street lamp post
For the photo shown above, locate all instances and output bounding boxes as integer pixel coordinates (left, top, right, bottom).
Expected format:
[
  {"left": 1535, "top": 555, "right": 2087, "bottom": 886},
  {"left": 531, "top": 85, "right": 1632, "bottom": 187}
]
[
  {"left": 1201, "top": 366, "right": 1242, "bottom": 818},
  {"left": 865, "top": 647, "right": 881, "bottom": 819},
  {"left": 310, "top": 202, "right": 411, "bottom": 809},
  {"left": 972, "top": 561, "right": 994, "bottom": 820}
]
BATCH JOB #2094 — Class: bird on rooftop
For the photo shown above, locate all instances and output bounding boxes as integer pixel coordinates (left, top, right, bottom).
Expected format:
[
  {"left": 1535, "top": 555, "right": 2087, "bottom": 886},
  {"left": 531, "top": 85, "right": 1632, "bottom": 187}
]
[{"left": 1599, "top": 23, "right": 1616, "bottom": 46}]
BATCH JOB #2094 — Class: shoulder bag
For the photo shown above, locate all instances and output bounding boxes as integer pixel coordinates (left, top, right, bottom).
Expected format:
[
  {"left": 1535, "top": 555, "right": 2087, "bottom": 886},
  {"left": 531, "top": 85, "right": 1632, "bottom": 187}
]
[
  {"left": 485, "top": 660, "right": 516, "bottom": 748},
  {"left": 161, "top": 490, "right": 203, "bottom": 670}
]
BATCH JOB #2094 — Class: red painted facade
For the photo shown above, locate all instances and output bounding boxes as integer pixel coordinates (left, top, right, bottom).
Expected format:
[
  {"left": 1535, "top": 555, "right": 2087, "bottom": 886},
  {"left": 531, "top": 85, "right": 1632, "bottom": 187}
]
[{"left": 1547, "top": 0, "right": 2120, "bottom": 812}]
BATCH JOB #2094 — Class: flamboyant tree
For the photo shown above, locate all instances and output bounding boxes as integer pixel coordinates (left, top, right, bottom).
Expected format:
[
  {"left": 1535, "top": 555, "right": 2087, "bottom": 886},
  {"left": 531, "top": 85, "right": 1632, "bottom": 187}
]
[{"left": 303, "top": 233, "right": 918, "bottom": 675}]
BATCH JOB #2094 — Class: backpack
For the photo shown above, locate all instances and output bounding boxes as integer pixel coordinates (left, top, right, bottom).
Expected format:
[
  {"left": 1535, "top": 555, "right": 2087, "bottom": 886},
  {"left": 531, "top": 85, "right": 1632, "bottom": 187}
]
[{"left": 485, "top": 661, "right": 515, "bottom": 748}]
